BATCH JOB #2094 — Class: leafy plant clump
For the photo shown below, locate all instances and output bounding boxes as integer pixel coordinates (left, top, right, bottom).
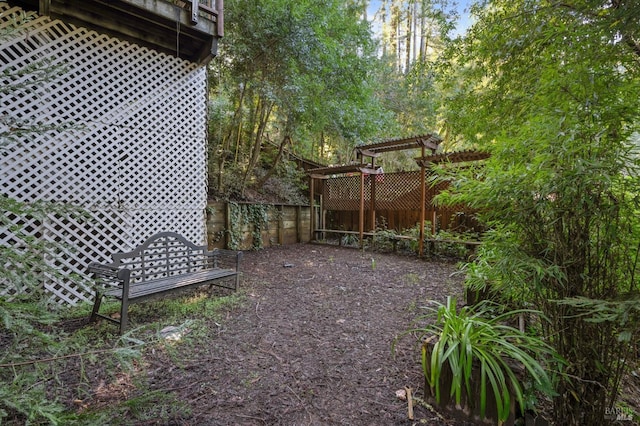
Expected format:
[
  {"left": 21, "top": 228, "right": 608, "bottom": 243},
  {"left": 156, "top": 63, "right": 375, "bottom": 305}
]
[
  {"left": 418, "top": 297, "right": 560, "bottom": 424},
  {"left": 226, "top": 202, "right": 272, "bottom": 250}
]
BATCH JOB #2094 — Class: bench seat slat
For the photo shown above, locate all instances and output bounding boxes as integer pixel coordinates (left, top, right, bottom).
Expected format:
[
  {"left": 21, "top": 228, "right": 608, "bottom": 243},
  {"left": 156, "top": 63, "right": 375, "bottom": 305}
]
[{"left": 105, "top": 269, "right": 237, "bottom": 300}]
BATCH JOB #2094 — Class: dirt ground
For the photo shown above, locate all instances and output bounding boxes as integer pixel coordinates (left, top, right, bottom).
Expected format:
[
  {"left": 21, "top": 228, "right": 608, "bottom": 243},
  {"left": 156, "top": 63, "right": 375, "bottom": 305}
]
[
  {"left": 44, "top": 241, "right": 640, "bottom": 425},
  {"left": 138, "top": 243, "right": 468, "bottom": 425}
]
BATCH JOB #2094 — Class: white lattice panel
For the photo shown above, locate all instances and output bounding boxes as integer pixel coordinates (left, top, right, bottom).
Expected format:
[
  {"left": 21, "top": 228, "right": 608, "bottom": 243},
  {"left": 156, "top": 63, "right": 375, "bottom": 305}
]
[
  {"left": 1, "top": 4, "right": 209, "bottom": 305},
  {"left": 0, "top": 213, "right": 42, "bottom": 298},
  {"left": 128, "top": 209, "right": 206, "bottom": 247}
]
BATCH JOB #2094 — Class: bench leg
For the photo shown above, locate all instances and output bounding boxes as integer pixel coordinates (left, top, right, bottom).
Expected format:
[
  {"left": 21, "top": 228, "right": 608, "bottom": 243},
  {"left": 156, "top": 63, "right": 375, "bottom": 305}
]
[
  {"left": 119, "top": 298, "right": 129, "bottom": 335},
  {"left": 90, "top": 291, "right": 103, "bottom": 323}
]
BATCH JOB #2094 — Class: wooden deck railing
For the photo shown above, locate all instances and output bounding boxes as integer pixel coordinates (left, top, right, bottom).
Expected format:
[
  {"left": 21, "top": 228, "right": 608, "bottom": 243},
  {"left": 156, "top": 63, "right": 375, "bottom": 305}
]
[{"left": 178, "top": 0, "right": 224, "bottom": 36}]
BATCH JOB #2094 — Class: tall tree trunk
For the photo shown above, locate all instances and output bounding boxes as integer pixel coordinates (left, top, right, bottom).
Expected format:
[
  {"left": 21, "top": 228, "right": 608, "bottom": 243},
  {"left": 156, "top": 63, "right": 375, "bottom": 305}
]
[
  {"left": 405, "top": 1, "right": 413, "bottom": 72},
  {"left": 241, "top": 98, "right": 273, "bottom": 196},
  {"left": 391, "top": 2, "right": 400, "bottom": 71},
  {"left": 256, "top": 133, "right": 292, "bottom": 189},
  {"left": 319, "top": 131, "right": 326, "bottom": 160},
  {"left": 380, "top": 0, "right": 388, "bottom": 58},
  {"left": 218, "top": 83, "right": 247, "bottom": 192},
  {"left": 412, "top": 1, "right": 418, "bottom": 63},
  {"left": 419, "top": 0, "right": 426, "bottom": 60}
]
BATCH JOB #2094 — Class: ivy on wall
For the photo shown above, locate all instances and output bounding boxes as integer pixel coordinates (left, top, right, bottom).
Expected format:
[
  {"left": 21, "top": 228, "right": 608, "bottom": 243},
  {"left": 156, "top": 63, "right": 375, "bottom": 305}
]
[{"left": 227, "top": 202, "right": 271, "bottom": 250}]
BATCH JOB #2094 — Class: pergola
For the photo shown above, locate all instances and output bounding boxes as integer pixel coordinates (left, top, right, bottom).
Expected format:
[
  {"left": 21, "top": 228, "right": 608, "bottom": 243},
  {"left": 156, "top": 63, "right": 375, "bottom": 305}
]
[{"left": 307, "top": 134, "right": 489, "bottom": 256}]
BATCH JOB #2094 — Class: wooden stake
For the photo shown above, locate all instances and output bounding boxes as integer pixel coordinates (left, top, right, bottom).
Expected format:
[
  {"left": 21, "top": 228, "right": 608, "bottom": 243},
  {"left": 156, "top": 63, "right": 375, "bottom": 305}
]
[{"left": 406, "top": 386, "right": 414, "bottom": 420}]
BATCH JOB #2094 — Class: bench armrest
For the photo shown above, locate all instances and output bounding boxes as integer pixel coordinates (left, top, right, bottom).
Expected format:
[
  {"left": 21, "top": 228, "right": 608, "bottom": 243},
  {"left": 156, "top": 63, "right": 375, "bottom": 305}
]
[
  {"left": 88, "top": 262, "right": 130, "bottom": 289},
  {"left": 211, "top": 249, "right": 243, "bottom": 271},
  {"left": 88, "top": 262, "right": 118, "bottom": 277}
]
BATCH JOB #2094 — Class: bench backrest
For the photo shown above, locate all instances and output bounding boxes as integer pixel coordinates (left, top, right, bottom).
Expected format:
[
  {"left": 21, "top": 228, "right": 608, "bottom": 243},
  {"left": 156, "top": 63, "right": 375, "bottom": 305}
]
[{"left": 109, "top": 232, "right": 233, "bottom": 284}]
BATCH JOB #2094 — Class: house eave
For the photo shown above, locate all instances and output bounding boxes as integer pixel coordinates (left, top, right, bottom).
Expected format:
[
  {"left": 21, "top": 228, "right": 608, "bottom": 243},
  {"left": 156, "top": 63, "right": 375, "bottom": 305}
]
[{"left": 9, "top": 0, "right": 223, "bottom": 64}]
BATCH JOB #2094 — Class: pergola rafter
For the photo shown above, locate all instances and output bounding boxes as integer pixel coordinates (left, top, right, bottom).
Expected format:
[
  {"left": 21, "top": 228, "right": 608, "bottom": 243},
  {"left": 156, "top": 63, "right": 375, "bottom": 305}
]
[
  {"left": 415, "top": 150, "right": 491, "bottom": 167},
  {"left": 354, "top": 134, "right": 441, "bottom": 156}
]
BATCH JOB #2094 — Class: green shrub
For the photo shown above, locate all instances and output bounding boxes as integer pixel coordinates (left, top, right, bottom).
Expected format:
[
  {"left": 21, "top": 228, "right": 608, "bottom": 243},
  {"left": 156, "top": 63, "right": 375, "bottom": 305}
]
[{"left": 418, "top": 297, "right": 560, "bottom": 423}]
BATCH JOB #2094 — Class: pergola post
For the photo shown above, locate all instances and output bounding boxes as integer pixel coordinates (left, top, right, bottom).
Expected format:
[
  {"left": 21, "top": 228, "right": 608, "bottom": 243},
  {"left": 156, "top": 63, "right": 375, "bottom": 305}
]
[
  {"left": 303, "top": 134, "right": 486, "bottom": 253},
  {"left": 370, "top": 157, "right": 376, "bottom": 233},
  {"left": 419, "top": 145, "right": 426, "bottom": 257},
  {"left": 359, "top": 170, "right": 365, "bottom": 248},
  {"left": 320, "top": 194, "right": 325, "bottom": 237},
  {"left": 309, "top": 174, "right": 315, "bottom": 241}
]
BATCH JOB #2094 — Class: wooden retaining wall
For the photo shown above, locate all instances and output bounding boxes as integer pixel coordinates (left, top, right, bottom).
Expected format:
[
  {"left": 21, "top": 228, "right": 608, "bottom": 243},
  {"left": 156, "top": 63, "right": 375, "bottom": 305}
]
[{"left": 206, "top": 201, "right": 311, "bottom": 250}]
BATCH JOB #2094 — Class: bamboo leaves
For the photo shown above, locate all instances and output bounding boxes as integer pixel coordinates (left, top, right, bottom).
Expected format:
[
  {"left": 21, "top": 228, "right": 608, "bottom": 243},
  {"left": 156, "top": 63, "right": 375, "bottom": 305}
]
[{"left": 437, "top": 0, "right": 640, "bottom": 422}]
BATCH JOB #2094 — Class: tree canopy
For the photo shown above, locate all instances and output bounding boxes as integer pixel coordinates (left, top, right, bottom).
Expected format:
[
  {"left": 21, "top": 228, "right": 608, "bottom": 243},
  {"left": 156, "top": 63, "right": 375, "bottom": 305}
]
[
  {"left": 209, "top": 0, "right": 387, "bottom": 198},
  {"left": 207, "top": 0, "right": 461, "bottom": 200}
]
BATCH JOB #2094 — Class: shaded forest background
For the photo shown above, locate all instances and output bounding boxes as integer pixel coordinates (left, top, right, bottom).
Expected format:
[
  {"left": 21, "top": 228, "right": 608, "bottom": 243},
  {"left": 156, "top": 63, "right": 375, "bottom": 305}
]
[{"left": 207, "top": 0, "right": 464, "bottom": 203}]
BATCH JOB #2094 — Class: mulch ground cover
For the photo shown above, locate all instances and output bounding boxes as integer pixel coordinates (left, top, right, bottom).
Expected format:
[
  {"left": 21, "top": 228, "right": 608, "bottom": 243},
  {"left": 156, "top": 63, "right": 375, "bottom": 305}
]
[
  {"left": 46, "top": 242, "right": 640, "bottom": 425},
  {"left": 150, "top": 243, "right": 468, "bottom": 425},
  {"left": 48, "top": 243, "right": 481, "bottom": 425}
]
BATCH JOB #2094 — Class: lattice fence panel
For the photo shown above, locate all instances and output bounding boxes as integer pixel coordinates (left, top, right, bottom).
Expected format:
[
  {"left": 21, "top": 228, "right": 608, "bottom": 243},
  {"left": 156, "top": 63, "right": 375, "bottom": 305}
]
[
  {"left": 323, "top": 175, "right": 362, "bottom": 211},
  {"left": 128, "top": 210, "right": 205, "bottom": 247},
  {"left": 1, "top": 5, "right": 208, "bottom": 305},
  {"left": 323, "top": 171, "right": 442, "bottom": 211},
  {"left": 374, "top": 171, "right": 422, "bottom": 210}
]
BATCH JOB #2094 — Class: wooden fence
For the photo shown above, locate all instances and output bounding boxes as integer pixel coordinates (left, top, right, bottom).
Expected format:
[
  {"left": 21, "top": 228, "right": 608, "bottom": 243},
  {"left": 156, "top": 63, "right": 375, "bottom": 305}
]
[{"left": 319, "top": 170, "right": 480, "bottom": 235}]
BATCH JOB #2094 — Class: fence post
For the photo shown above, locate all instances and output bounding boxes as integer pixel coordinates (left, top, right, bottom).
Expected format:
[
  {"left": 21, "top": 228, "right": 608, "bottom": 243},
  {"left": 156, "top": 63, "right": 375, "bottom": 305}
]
[
  {"left": 278, "top": 205, "right": 284, "bottom": 245},
  {"left": 225, "top": 202, "right": 231, "bottom": 249},
  {"left": 296, "top": 205, "right": 301, "bottom": 243}
]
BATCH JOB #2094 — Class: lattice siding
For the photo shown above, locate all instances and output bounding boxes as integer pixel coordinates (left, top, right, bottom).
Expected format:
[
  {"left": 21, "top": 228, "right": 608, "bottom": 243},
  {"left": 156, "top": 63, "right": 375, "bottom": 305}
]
[{"left": 1, "top": 5, "right": 209, "bottom": 305}]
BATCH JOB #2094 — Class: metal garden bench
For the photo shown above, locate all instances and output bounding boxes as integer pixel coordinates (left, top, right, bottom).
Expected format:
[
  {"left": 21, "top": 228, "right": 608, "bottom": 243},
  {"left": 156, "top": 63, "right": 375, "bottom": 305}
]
[{"left": 88, "top": 231, "right": 242, "bottom": 334}]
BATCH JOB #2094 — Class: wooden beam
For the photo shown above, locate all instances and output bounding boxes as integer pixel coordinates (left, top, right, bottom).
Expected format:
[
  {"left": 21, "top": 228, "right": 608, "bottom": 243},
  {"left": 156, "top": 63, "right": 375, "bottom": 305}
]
[
  {"left": 354, "top": 134, "right": 442, "bottom": 155},
  {"left": 415, "top": 150, "right": 491, "bottom": 167},
  {"left": 370, "top": 157, "right": 376, "bottom": 233},
  {"left": 39, "top": 0, "right": 50, "bottom": 15},
  {"left": 357, "top": 167, "right": 380, "bottom": 174},
  {"left": 307, "top": 162, "right": 379, "bottom": 176},
  {"left": 355, "top": 148, "right": 381, "bottom": 158},
  {"left": 418, "top": 138, "right": 439, "bottom": 151},
  {"left": 44, "top": 0, "right": 220, "bottom": 63},
  {"left": 190, "top": 0, "right": 198, "bottom": 25},
  {"left": 216, "top": 0, "right": 224, "bottom": 37},
  {"left": 277, "top": 205, "right": 284, "bottom": 245},
  {"left": 359, "top": 172, "right": 365, "bottom": 248},
  {"left": 319, "top": 194, "right": 325, "bottom": 238},
  {"left": 309, "top": 175, "right": 315, "bottom": 241}
]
